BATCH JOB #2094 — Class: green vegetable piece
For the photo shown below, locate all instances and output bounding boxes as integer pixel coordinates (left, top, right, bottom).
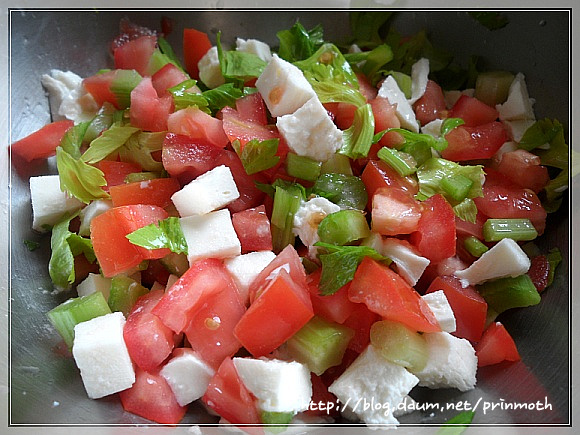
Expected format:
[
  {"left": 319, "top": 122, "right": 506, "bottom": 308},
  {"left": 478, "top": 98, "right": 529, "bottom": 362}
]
[
  {"left": 311, "top": 173, "right": 368, "bottom": 210},
  {"left": 126, "top": 217, "right": 188, "bottom": 255},
  {"left": 482, "top": 218, "right": 538, "bottom": 242},
  {"left": 157, "top": 36, "right": 187, "bottom": 73},
  {"left": 309, "top": 80, "right": 366, "bottom": 107},
  {"left": 295, "top": 43, "right": 359, "bottom": 89},
  {"left": 320, "top": 153, "right": 353, "bottom": 176},
  {"left": 477, "top": 274, "right": 541, "bottom": 315},
  {"left": 81, "top": 124, "right": 140, "bottom": 165},
  {"left": 47, "top": 292, "right": 112, "bottom": 348},
  {"left": 203, "top": 83, "right": 244, "bottom": 113},
  {"left": 232, "top": 138, "right": 280, "bottom": 176},
  {"left": 370, "top": 320, "right": 429, "bottom": 372},
  {"left": 546, "top": 248, "right": 563, "bottom": 287},
  {"left": 286, "top": 316, "right": 355, "bottom": 376},
  {"left": 118, "top": 131, "right": 165, "bottom": 172},
  {"left": 271, "top": 183, "right": 305, "bottom": 253},
  {"left": 285, "top": 153, "right": 322, "bottom": 182},
  {"left": 147, "top": 48, "right": 179, "bottom": 76},
  {"left": 276, "top": 21, "right": 324, "bottom": 62},
  {"left": 348, "top": 11, "right": 393, "bottom": 47},
  {"left": 400, "top": 140, "right": 432, "bottom": 167},
  {"left": 317, "top": 209, "right": 370, "bottom": 246},
  {"left": 124, "top": 172, "right": 162, "bottom": 183},
  {"left": 437, "top": 410, "right": 476, "bottom": 435},
  {"left": 108, "top": 276, "right": 149, "bottom": 316},
  {"left": 261, "top": 411, "right": 295, "bottom": 433},
  {"left": 377, "top": 146, "right": 417, "bottom": 177},
  {"left": 440, "top": 174, "right": 474, "bottom": 202},
  {"left": 452, "top": 198, "right": 478, "bottom": 224},
  {"left": 217, "top": 32, "right": 267, "bottom": 82},
  {"left": 160, "top": 252, "right": 190, "bottom": 277},
  {"left": 474, "top": 71, "right": 514, "bottom": 106},
  {"left": 518, "top": 118, "right": 564, "bottom": 153},
  {"left": 60, "top": 121, "right": 91, "bottom": 159},
  {"left": 340, "top": 103, "right": 375, "bottom": 160},
  {"left": 110, "top": 69, "right": 143, "bottom": 109},
  {"left": 56, "top": 147, "right": 109, "bottom": 204},
  {"left": 463, "top": 236, "right": 489, "bottom": 258}
]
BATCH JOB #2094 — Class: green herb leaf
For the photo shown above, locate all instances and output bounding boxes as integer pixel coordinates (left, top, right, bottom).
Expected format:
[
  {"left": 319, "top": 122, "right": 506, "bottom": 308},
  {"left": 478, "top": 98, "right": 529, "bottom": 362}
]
[
  {"left": 56, "top": 147, "right": 109, "bottom": 204},
  {"left": 217, "top": 32, "right": 267, "bottom": 82},
  {"left": 203, "top": 83, "right": 244, "bottom": 113},
  {"left": 437, "top": 410, "right": 475, "bottom": 435},
  {"left": 348, "top": 11, "right": 393, "bottom": 47},
  {"left": 276, "top": 21, "right": 324, "bottom": 62},
  {"left": 310, "top": 80, "right": 366, "bottom": 107},
  {"left": 232, "top": 138, "right": 280, "bottom": 175},
  {"left": 518, "top": 118, "right": 564, "bottom": 153},
  {"left": 533, "top": 119, "right": 568, "bottom": 170},
  {"left": 118, "top": 131, "right": 165, "bottom": 172},
  {"left": 441, "top": 117, "right": 465, "bottom": 136},
  {"left": 126, "top": 217, "right": 188, "bottom": 255},
  {"left": 81, "top": 124, "right": 140, "bottom": 164},
  {"left": 157, "top": 36, "right": 187, "bottom": 73},
  {"left": 385, "top": 127, "right": 449, "bottom": 153},
  {"left": 469, "top": 11, "right": 509, "bottom": 31},
  {"left": 169, "top": 79, "right": 210, "bottom": 112},
  {"left": 453, "top": 198, "right": 478, "bottom": 224},
  {"left": 294, "top": 43, "right": 359, "bottom": 89},
  {"left": 340, "top": 103, "right": 375, "bottom": 160}
]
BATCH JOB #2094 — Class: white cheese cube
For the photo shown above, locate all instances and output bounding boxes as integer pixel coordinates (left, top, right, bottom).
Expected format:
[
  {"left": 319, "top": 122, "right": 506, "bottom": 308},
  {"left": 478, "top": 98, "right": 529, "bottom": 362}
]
[
  {"left": 224, "top": 251, "right": 276, "bottom": 305},
  {"left": 408, "top": 57, "right": 430, "bottom": 104},
  {"left": 180, "top": 209, "right": 241, "bottom": 264},
  {"left": 171, "top": 165, "right": 240, "bottom": 217},
  {"left": 165, "top": 274, "right": 180, "bottom": 290},
  {"left": 503, "top": 118, "right": 536, "bottom": 143},
  {"left": 421, "top": 118, "right": 443, "bottom": 138},
  {"left": 72, "top": 312, "right": 135, "bottom": 399},
  {"left": 293, "top": 197, "right": 341, "bottom": 257},
  {"left": 198, "top": 46, "right": 225, "bottom": 89},
  {"left": 381, "top": 238, "right": 430, "bottom": 287},
  {"left": 41, "top": 69, "right": 98, "bottom": 123},
  {"left": 496, "top": 72, "right": 535, "bottom": 121},
  {"left": 76, "top": 273, "right": 112, "bottom": 300},
  {"left": 454, "top": 238, "right": 531, "bottom": 288},
  {"left": 78, "top": 199, "right": 112, "bottom": 236},
  {"left": 492, "top": 140, "right": 519, "bottom": 164},
  {"left": 236, "top": 37, "right": 272, "bottom": 62},
  {"left": 256, "top": 54, "right": 316, "bottom": 117},
  {"left": 30, "top": 175, "right": 83, "bottom": 232},
  {"left": 413, "top": 332, "right": 477, "bottom": 392},
  {"left": 276, "top": 96, "right": 343, "bottom": 162},
  {"left": 329, "top": 345, "right": 419, "bottom": 426},
  {"left": 421, "top": 290, "right": 456, "bottom": 333},
  {"left": 160, "top": 348, "right": 215, "bottom": 406},
  {"left": 393, "top": 395, "right": 418, "bottom": 418},
  {"left": 233, "top": 357, "right": 312, "bottom": 413},
  {"left": 444, "top": 88, "right": 475, "bottom": 109},
  {"left": 378, "top": 75, "right": 420, "bottom": 132}
]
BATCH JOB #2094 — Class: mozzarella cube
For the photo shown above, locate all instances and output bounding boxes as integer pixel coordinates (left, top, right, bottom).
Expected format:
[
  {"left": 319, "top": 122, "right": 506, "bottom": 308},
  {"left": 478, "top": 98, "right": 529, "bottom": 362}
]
[
  {"left": 160, "top": 349, "right": 215, "bottom": 406},
  {"left": 277, "top": 96, "right": 343, "bottom": 162},
  {"left": 454, "top": 238, "right": 531, "bottom": 288},
  {"left": 76, "top": 273, "right": 112, "bottom": 300},
  {"left": 381, "top": 238, "right": 430, "bottom": 287},
  {"left": 413, "top": 332, "right": 477, "bottom": 392},
  {"left": 496, "top": 72, "right": 535, "bottom": 121},
  {"left": 293, "top": 197, "right": 341, "bottom": 257},
  {"left": 408, "top": 58, "right": 430, "bottom": 104},
  {"left": 41, "top": 69, "right": 97, "bottom": 123},
  {"left": 72, "top": 312, "right": 135, "bottom": 399},
  {"left": 503, "top": 118, "right": 536, "bottom": 143},
  {"left": 180, "top": 209, "right": 241, "bottom": 264},
  {"left": 198, "top": 46, "right": 225, "bottom": 89},
  {"left": 30, "top": 175, "right": 83, "bottom": 232},
  {"left": 224, "top": 251, "right": 276, "bottom": 305},
  {"left": 256, "top": 54, "right": 316, "bottom": 117},
  {"left": 492, "top": 140, "right": 519, "bottom": 164},
  {"left": 171, "top": 165, "right": 239, "bottom": 217},
  {"left": 378, "top": 75, "right": 420, "bottom": 132},
  {"left": 78, "top": 199, "right": 112, "bottom": 236},
  {"left": 421, "top": 290, "right": 456, "bottom": 333},
  {"left": 329, "top": 345, "right": 419, "bottom": 426},
  {"left": 233, "top": 357, "right": 312, "bottom": 413},
  {"left": 236, "top": 37, "right": 272, "bottom": 62},
  {"left": 444, "top": 88, "right": 475, "bottom": 109},
  {"left": 421, "top": 118, "right": 443, "bottom": 138}
]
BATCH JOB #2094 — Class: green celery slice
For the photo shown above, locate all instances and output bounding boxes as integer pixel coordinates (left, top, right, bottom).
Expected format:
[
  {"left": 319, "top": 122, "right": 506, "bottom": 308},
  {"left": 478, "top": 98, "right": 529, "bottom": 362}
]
[
  {"left": 483, "top": 218, "right": 538, "bottom": 242},
  {"left": 285, "top": 153, "right": 322, "bottom": 182},
  {"left": 463, "top": 236, "right": 489, "bottom": 258},
  {"left": 271, "top": 184, "right": 304, "bottom": 253},
  {"left": 108, "top": 276, "right": 149, "bottom": 316},
  {"left": 317, "top": 209, "right": 370, "bottom": 246},
  {"left": 477, "top": 274, "right": 541, "bottom": 315}
]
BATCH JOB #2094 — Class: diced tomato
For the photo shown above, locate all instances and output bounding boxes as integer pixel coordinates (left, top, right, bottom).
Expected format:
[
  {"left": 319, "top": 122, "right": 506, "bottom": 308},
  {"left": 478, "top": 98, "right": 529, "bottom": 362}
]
[
  {"left": 111, "top": 17, "right": 157, "bottom": 53},
  {"left": 371, "top": 187, "right": 422, "bottom": 236},
  {"left": 168, "top": 107, "right": 229, "bottom": 149},
  {"left": 130, "top": 77, "right": 172, "bottom": 131},
  {"left": 234, "top": 269, "right": 314, "bottom": 357},
  {"left": 413, "top": 80, "right": 447, "bottom": 126},
  {"left": 202, "top": 358, "right": 262, "bottom": 429},
  {"left": 455, "top": 210, "right": 487, "bottom": 240},
  {"left": 442, "top": 121, "right": 508, "bottom": 161},
  {"left": 493, "top": 149, "right": 550, "bottom": 193},
  {"left": 426, "top": 275, "right": 487, "bottom": 343},
  {"left": 82, "top": 70, "right": 128, "bottom": 109},
  {"left": 448, "top": 94, "right": 499, "bottom": 127},
  {"left": 235, "top": 92, "right": 268, "bottom": 126},
  {"left": 409, "top": 194, "right": 456, "bottom": 263},
  {"left": 119, "top": 366, "right": 186, "bottom": 425},
  {"left": 109, "top": 177, "right": 181, "bottom": 209},
  {"left": 326, "top": 102, "right": 357, "bottom": 130},
  {"left": 151, "top": 63, "right": 189, "bottom": 97},
  {"left": 348, "top": 257, "right": 441, "bottom": 333},
  {"left": 231, "top": 205, "right": 273, "bottom": 253},
  {"left": 305, "top": 374, "right": 340, "bottom": 417},
  {"left": 357, "top": 73, "right": 378, "bottom": 101},
  {"left": 361, "top": 160, "right": 418, "bottom": 203},
  {"left": 10, "top": 120, "right": 73, "bottom": 162},
  {"left": 307, "top": 269, "right": 358, "bottom": 324},
  {"left": 114, "top": 35, "right": 157, "bottom": 76},
  {"left": 98, "top": 160, "right": 142, "bottom": 191},
  {"left": 475, "top": 322, "right": 521, "bottom": 367},
  {"left": 123, "top": 289, "right": 175, "bottom": 371},
  {"left": 183, "top": 28, "right": 213, "bottom": 79},
  {"left": 369, "top": 97, "right": 403, "bottom": 153},
  {"left": 220, "top": 105, "right": 282, "bottom": 148},
  {"left": 527, "top": 254, "right": 550, "bottom": 292},
  {"left": 90, "top": 204, "right": 170, "bottom": 277}
]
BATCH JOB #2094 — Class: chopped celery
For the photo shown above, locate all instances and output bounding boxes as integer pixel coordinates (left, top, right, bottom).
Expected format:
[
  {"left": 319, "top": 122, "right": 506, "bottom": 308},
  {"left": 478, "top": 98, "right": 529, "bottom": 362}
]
[
  {"left": 440, "top": 174, "right": 474, "bottom": 202},
  {"left": 311, "top": 173, "right": 368, "bottom": 210},
  {"left": 400, "top": 141, "right": 432, "bottom": 167},
  {"left": 286, "top": 316, "right": 354, "bottom": 376},
  {"left": 377, "top": 146, "right": 417, "bottom": 177},
  {"left": 474, "top": 70, "right": 514, "bottom": 106},
  {"left": 261, "top": 411, "right": 295, "bottom": 433},
  {"left": 340, "top": 103, "right": 375, "bottom": 160},
  {"left": 108, "top": 276, "right": 149, "bottom": 316},
  {"left": 126, "top": 217, "right": 188, "bottom": 255},
  {"left": 159, "top": 252, "right": 190, "bottom": 277},
  {"left": 81, "top": 125, "right": 140, "bottom": 164},
  {"left": 285, "top": 153, "right": 322, "bottom": 182},
  {"left": 477, "top": 274, "right": 541, "bottom": 315},
  {"left": 84, "top": 104, "right": 115, "bottom": 143},
  {"left": 271, "top": 184, "right": 304, "bottom": 252},
  {"left": 147, "top": 48, "right": 178, "bottom": 76},
  {"left": 118, "top": 131, "right": 165, "bottom": 172},
  {"left": 232, "top": 138, "right": 280, "bottom": 176},
  {"left": 483, "top": 218, "right": 538, "bottom": 242},
  {"left": 124, "top": 172, "right": 162, "bottom": 183},
  {"left": 463, "top": 236, "right": 489, "bottom": 258},
  {"left": 370, "top": 320, "right": 429, "bottom": 372},
  {"left": 546, "top": 248, "right": 563, "bottom": 287},
  {"left": 320, "top": 153, "right": 353, "bottom": 176},
  {"left": 485, "top": 306, "right": 500, "bottom": 329},
  {"left": 109, "top": 69, "right": 143, "bottom": 109},
  {"left": 46, "top": 292, "right": 112, "bottom": 348},
  {"left": 317, "top": 209, "right": 370, "bottom": 246}
]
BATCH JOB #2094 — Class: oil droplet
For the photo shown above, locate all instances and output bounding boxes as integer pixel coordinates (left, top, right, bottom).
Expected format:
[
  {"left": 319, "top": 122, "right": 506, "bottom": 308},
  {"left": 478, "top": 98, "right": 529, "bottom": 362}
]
[{"left": 205, "top": 316, "right": 221, "bottom": 330}]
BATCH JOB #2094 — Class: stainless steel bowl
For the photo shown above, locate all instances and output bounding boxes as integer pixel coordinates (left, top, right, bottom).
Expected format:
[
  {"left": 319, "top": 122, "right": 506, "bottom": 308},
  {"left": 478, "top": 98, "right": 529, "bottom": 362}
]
[{"left": 9, "top": 9, "right": 570, "bottom": 430}]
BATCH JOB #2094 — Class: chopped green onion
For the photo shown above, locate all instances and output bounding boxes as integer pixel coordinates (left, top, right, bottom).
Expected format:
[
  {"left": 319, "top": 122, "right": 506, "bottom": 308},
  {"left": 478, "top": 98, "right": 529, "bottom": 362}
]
[
  {"left": 377, "top": 146, "right": 417, "bottom": 177},
  {"left": 483, "top": 218, "right": 538, "bottom": 242},
  {"left": 463, "top": 236, "right": 489, "bottom": 258},
  {"left": 440, "top": 174, "right": 474, "bottom": 202},
  {"left": 108, "top": 276, "right": 149, "bottom": 316},
  {"left": 370, "top": 320, "right": 429, "bottom": 372},
  {"left": 320, "top": 153, "right": 353, "bottom": 176},
  {"left": 317, "top": 209, "right": 370, "bottom": 246},
  {"left": 477, "top": 274, "right": 541, "bottom": 315},
  {"left": 285, "top": 153, "right": 322, "bottom": 182},
  {"left": 271, "top": 184, "right": 304, "bottom": 253},
  {"left": 474, "top": 71, "right": 514, "bottom": 106}
]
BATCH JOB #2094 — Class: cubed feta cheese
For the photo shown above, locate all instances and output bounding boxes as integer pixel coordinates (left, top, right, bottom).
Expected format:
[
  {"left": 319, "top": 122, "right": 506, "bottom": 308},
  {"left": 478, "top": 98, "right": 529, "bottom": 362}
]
[
  {"left": 421, "top": 290, "right": 456, "bottom": 333},
  {"left": 198, "top": 46, "right": 225, "bottom": 89},
  {"left": 277, "top": 96, "right": 343, "bottom": 162},
  {"left": 413, "top": 332, "right": 477, "bottom": 392},
  {"left": 171, "top": 165, "right": 240, "bottom": 217},
  {"left": 41, "top": 69, "right": 98, "bottom": 122},
  {"left": 160, "top": 348, "right": 215, "bottom": 406},
  {"left": 76, "top": 273, "right": 112, "bottom": 300},
  {"left": 30, "top": 175, "right": 83, "bottom": 232},
  {"left": 224, "top": 251, "right": 276, "bottom": 305},
  {"left": 180, "top": 209, "right": 241, "bottom": 264},
  {"left": 503, "top": 118, "right": 537, "bottom": 143},
  {"left": 256, "top": 54, "right": 316, "bottom": 117},
  {"left": 236, "top": 37, "right": 272, "bottom": 62},
  {"left": 233, "top": 357, "right": 312, "bottom": 413},
  {"left": 78, "top": 199, "right": 112, "bottom": 236},
  {"left": 496, "top": 72, "right": 535, "bottom": 121},
  {"left": 408, "top": 58, "right": 430, "bottom": 104},
  {"left": 454, "top": 238, "right": 531, "bottom": 288},
  {"left": 381, "top": 238, "right": 430, "bottom": 287},
  {"left": 421, "top": 118, "right": 443, "bottom": 138},
  {"left": 293, "top": 197, "right": 341, "bottom": 257},
  {"left": 329, "top": 345, "right": 419, "bottom": 426},
  {"left": 72, "top": 312, "right": 135, "bottom": 399},
  {"left": 378, "top": 75, "right": 420, "bottom": 133},
  {"left": 444, "top": 89, "right": 475, "bottom": 109},
  {"left": 492, "top": 140, "right": 519, "bottom": 164}
]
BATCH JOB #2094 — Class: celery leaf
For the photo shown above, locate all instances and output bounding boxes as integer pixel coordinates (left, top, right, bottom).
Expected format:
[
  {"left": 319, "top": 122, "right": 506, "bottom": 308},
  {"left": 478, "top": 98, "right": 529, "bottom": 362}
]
[
  {"left": 81, "top": 124, "right": 140, "bottom": 164},
  {"left": 56, "top": 147, "right": 109, "bottom": 204},
  {"left": 126, "top": 217, "right": 188, "bottom": 255},
  {"left": 340, "top": 103, "right": 375, "bottom": 160},
  {"left": 232, "top": 138, "right": 280, "bottom": 175}
]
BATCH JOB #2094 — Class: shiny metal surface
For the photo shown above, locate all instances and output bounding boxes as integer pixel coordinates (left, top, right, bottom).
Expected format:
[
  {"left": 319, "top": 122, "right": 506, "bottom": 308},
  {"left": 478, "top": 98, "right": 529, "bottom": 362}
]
[{"left": 9, "top": 10, "right": 569, "bottom": 427}]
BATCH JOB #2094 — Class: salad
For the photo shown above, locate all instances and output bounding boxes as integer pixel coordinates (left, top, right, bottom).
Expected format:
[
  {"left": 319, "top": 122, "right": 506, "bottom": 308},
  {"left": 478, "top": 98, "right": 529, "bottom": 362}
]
[{"left": 10, "top": 12, "right": 568, "bottom": 430}]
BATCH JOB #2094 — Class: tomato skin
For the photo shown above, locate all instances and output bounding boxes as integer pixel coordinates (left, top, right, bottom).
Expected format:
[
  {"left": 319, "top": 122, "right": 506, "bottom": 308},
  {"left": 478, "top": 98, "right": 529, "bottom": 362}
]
[
  {"left": 448, "top": 94, "right": 499, "bottom": 127},
  {"left": 167, "top": 107, "right": 229, "bottom": 149},
  {"left": 151, "top": 63, "right": 189, "bottom": 97},
  {"left": 527, "top": 254, "right": 550, "bottom": 292},
  {"left": 119, "top": 366, "right": 187, "bottom": 425},
  {"left": 413, "top": 80, "right": 447, "bottom": 126},
  {"left": 455, "top": 210, "right": 487, "bottom": 241},
  {"left": 82, "top": 70, "right": 124, "bottom": 109},
  {"left": 493, "top": 149, "right": 550, "bottom": 193},
  {"left": 442, "top": 122, "right": 508, "bottom": 161},
  {"left": 341, "top": 304, "right": 380, "bottom": 354},
  {"left": 348, "top": 257, "right": 441, "bottom": 333},
  {"left": 98, "top": 160, "right": 142, "bottom": 191},
  {"left": 369, "top": 97, "right": 404, "bottom": 156},
  {"left": 475, "top": 322, "right": 521, "bottom": 367},
  {"left": 231, "top": 205, "right": 273, "bottom": 253},
  {"left": 361, "top": 159, "right": 419, "bottom": 202},
  {"left": 307, "top": 269, "right": 358, "bottom": 324},
  {"left": 371, "top": 187, "right": 422, "bottom": 236},
  {"left": 109, "top": 177, "right": 181, "bottom": 209},
  {"left": 357, "top": 73, "right": 378, "bottom": 101},
  {"left": 11, "top": 120, "right": 73, "bottom": 162},
  {"left": 235, "top": 92, "right": 268, "bottom": 126},
  {"left": 114, "top": 35, "right": 157, "bottom": 76},
  {"left": 130, "top": 77, "right": 172, "bottom": 132},
  {"left": 183, "top": 28, "right": 213, "bottom": 79}
]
